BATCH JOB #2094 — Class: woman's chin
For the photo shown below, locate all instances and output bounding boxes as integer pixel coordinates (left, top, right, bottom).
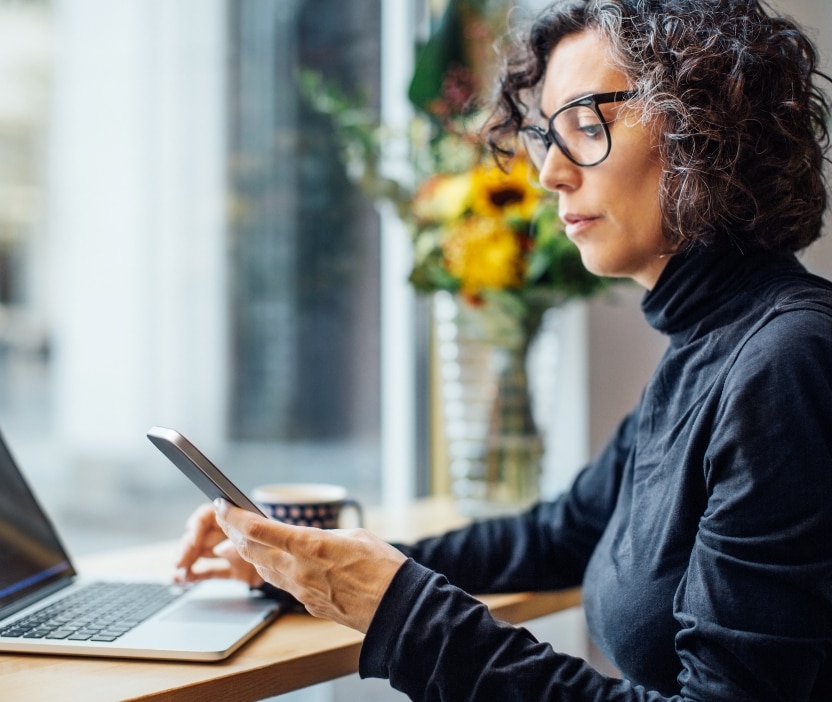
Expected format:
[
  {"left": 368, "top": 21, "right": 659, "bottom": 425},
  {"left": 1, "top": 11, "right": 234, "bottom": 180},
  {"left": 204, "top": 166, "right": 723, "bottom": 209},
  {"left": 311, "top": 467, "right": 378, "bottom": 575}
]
[
  {"left": 576, "top": 250, "right": 614, "bottom": 279},
  {"left": 576, "top": 248, "right": 638, "bottom": 283}
]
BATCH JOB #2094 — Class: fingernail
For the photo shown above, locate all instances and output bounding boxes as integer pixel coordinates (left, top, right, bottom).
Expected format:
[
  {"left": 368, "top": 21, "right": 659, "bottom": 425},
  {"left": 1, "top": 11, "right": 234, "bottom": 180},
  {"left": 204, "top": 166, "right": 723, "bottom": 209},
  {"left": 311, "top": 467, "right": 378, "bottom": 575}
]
[{"left": 213, "top": 497, "right": 227, "bottom": 514}]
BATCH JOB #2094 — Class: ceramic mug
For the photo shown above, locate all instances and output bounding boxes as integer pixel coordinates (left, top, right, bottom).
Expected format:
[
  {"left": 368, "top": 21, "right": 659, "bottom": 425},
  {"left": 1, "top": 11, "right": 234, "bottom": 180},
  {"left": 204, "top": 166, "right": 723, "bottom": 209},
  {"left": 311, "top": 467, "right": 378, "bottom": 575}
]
[{"left": 251, "top": 483, "right": 363, "bottom": 529}]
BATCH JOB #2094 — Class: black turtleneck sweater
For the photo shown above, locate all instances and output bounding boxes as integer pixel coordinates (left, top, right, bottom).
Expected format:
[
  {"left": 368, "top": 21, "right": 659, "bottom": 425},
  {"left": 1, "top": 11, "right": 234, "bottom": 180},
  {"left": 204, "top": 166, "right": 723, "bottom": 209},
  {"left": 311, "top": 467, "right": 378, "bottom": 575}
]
[{"left": 359, "top": 248, "right": 832, "bottom": 701}]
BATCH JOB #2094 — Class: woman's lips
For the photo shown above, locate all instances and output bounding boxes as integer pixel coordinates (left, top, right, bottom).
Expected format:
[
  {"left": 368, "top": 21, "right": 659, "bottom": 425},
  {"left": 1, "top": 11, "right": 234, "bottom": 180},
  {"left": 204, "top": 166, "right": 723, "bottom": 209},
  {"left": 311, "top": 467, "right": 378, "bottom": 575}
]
[{"left": 562, "top": 213, "right": 600, "bottom": 238}]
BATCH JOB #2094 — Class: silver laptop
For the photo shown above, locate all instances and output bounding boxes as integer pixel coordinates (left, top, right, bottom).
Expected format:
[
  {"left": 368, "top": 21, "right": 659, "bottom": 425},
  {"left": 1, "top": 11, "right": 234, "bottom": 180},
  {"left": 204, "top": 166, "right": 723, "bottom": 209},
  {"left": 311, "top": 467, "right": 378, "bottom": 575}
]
[{"left": 0, "top": 429, "right": 283, "bottom": 661}]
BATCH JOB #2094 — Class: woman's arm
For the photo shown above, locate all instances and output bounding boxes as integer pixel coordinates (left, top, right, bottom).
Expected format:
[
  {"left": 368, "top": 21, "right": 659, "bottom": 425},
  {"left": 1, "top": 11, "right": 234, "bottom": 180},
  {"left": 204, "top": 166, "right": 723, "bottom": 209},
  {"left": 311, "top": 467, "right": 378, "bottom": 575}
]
[{"left": 361, "top": 558, "right": 675, "bottom": 701}]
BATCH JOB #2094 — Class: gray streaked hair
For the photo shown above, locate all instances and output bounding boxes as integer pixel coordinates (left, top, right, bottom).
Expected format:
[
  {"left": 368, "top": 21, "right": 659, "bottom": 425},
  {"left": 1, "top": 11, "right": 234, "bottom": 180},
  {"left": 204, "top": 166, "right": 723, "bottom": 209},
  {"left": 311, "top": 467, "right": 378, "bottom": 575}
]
[{"left": 487, "top": 0, "right": 831, "bottom": 253}]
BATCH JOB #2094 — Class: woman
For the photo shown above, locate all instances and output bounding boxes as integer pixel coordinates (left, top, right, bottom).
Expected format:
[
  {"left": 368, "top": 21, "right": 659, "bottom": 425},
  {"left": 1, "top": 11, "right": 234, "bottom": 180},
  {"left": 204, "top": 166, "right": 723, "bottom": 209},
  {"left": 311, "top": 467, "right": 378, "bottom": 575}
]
[{"left": 176, "top": 1, "right": 832, "bottom": 699}]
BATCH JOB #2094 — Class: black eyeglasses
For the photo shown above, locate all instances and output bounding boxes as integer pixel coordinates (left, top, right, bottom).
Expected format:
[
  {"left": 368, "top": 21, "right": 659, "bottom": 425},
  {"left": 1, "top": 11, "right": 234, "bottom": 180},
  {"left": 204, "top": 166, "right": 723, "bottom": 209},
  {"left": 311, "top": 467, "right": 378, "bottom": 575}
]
[{"left": 520, "top": 91, "right": 636, "bottom": 169}]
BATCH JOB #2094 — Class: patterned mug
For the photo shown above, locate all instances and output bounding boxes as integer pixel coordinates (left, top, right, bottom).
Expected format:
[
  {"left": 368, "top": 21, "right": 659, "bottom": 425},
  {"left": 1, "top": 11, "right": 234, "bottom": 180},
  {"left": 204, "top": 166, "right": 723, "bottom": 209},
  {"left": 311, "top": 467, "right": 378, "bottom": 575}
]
[{"left": 251, "top": 483, "right": 363, "bottom": 529}]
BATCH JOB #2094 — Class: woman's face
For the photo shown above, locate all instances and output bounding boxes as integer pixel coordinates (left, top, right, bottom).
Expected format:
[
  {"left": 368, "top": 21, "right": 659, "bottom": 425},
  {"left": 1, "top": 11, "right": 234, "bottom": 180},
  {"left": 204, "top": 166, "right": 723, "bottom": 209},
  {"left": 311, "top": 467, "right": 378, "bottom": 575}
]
[{"left": 536, "top": 30, "right": 668, "bottom": 289}]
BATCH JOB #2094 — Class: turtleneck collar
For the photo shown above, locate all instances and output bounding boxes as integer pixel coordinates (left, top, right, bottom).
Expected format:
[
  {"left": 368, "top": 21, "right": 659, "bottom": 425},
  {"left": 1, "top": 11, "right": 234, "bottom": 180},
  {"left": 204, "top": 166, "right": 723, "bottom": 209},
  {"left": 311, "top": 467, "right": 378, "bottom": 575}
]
[{"left": 641, "top": 246, "right": 801, "bottom": 341}]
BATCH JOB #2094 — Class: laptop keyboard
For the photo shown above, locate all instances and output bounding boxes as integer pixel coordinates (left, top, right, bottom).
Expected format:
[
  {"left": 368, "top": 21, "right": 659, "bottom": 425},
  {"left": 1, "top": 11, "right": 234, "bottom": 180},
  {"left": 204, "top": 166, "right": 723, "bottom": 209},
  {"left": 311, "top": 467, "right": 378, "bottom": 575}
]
[{"left": 0, "top": 581, "right": 185, "bottom": 642}]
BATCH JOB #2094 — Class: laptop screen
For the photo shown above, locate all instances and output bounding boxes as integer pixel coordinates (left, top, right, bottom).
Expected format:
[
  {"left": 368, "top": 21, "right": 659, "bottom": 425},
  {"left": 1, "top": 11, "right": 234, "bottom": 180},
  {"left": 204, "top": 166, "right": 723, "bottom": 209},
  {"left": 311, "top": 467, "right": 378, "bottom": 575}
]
[{"left": 0, "top": 431, "right": 74, "bottom": 611}]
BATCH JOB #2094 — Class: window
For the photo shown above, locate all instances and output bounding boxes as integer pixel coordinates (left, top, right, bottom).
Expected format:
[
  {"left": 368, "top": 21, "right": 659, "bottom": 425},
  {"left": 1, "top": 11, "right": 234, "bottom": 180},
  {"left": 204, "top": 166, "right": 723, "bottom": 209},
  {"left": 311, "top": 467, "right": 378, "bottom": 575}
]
[{"left": 0, "top": 0, "right": 423, "bottom": 552}]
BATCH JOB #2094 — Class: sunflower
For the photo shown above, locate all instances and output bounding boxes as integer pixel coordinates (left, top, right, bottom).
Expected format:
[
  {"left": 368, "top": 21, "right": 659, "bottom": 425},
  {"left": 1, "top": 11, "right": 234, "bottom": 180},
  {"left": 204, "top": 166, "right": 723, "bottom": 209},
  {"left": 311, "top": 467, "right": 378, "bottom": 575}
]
[
  {"left": 441, "top": 217, "right": 525, "bottom": 297},
  {"left": 468, "top": 157, "right": 541, "bottom": 222}
]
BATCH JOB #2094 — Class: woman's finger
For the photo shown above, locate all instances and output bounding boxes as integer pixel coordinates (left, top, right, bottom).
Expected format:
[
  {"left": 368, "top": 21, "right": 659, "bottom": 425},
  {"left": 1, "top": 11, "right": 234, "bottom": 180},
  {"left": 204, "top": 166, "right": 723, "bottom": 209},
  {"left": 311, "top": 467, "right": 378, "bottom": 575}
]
[
  {"left": 174, "top": 561, "right": 233, "bottom": 583},
  {"left": 176, "top": 504, "right": 220, "bottom": 567},
  {"left": 214, "top": 499, "right": 301, "bottom": 549}
]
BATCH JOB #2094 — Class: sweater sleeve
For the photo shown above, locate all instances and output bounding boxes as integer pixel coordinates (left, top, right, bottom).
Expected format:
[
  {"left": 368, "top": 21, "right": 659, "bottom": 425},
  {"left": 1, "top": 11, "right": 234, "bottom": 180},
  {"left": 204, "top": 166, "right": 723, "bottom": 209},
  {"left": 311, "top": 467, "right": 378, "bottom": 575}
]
[
  {"left": 360, "top": 558, "right": 677, "bottom": 701},
  {"left": 394, "top": 408, "right": 639, "bottom": 594}
]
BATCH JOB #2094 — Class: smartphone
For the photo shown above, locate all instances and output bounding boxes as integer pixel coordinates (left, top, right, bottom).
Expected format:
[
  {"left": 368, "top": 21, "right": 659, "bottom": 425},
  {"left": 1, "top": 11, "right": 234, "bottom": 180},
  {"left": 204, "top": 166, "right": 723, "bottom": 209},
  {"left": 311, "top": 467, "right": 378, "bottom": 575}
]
[{"left": 147, "top": 426, "right": 266, "bottom": 517}]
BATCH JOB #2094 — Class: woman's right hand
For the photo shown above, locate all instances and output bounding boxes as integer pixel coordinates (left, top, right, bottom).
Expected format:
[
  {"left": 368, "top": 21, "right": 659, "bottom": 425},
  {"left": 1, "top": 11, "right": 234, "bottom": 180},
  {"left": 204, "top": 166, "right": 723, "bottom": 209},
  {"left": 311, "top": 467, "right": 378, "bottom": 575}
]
[{"left": 174, "top": 503, "right": 264, "bottom": 587}]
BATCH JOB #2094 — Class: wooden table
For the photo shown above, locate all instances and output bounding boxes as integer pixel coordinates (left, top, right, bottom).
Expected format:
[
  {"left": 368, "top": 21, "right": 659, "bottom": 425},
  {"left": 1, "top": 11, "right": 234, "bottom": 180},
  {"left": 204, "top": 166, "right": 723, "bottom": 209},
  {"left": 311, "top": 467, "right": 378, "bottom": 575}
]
[{"left": 0, "top": 497, "right": 581, "bottom": 701}]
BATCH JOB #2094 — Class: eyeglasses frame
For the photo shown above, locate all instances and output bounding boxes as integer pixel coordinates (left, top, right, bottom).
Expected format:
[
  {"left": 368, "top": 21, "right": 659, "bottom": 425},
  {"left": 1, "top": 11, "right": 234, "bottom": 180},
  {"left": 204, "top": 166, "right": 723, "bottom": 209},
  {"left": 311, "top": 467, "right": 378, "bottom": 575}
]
[{"left": 521, "top": 90, "right": 637, "bottom": 168}]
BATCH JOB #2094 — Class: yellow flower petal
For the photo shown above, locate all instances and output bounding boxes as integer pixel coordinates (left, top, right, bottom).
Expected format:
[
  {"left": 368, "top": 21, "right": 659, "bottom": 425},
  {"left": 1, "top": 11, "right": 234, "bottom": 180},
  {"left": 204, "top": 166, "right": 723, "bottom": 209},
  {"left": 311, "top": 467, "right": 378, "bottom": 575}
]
[
  {"left": 441, "top": 217, "right": 525, "bottom": 295},
  {"left": 411, "top": 172, "right": 473, "bottom": 223}
]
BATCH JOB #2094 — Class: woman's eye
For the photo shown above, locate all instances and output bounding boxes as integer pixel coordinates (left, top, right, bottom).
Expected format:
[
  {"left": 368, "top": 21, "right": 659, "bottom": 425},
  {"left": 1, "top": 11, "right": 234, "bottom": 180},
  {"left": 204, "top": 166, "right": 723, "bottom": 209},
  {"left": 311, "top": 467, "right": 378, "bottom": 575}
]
[{"left": 578, "top": 123, "right": 604, "bottom": 139}]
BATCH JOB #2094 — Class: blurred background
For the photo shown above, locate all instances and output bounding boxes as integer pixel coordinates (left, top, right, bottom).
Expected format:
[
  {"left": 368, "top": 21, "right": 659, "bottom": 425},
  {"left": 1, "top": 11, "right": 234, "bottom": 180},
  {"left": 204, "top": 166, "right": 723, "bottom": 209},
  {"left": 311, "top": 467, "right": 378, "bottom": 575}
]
[{"left": 0, "top": 0, "right": 830, "bottom": 699}]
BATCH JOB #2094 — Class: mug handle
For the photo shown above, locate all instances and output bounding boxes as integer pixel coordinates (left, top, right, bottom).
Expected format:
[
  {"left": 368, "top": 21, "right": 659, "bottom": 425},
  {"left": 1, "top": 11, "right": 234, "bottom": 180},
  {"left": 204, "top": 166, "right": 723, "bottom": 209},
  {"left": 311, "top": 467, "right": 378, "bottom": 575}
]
[{"left": 340, "top": 498, "right": 364, "bottom": 528}]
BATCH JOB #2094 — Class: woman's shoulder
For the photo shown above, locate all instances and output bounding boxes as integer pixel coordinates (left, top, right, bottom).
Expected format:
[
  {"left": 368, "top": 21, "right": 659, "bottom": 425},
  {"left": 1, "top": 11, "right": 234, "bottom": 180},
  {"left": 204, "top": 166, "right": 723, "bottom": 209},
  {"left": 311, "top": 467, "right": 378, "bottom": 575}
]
[
  {"left": 726, "top": 291, "right": 832, "bottom": 389},
  {"left": 747, "top": 251, "right": 832, "bottom": 306},
  {"left": 739, "top": 256, "right": 832, "bottom": 342}
]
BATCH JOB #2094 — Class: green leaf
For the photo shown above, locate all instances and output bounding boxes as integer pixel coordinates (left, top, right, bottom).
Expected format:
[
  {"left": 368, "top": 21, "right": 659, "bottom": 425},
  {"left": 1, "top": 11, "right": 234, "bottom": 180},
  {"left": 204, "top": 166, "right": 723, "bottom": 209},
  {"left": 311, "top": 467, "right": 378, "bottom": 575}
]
[{"left": 408, "top": 0, "right": 468, "bottom": 114}]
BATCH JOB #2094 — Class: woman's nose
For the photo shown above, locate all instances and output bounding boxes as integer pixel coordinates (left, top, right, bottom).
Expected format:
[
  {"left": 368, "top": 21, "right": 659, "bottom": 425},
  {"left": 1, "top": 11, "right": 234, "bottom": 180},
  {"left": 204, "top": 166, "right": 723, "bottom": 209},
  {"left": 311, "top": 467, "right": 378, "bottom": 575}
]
[{"left": 537, "top": 145, "right": 581, "bottom": 193}]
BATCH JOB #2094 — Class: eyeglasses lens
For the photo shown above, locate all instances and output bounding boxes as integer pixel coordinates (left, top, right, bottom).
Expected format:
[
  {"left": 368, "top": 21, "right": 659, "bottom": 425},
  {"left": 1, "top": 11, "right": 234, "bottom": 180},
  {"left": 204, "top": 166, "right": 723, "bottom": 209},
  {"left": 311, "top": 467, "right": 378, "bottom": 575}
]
[
  {"left": 523, "top": 104, "right": 610, "bottom": 169},
  {"left": 520, "top": 130, "right": 549, "bottom": 171},
  {"left": 556, "top": 105, "right": 609, "bottom": 165}
]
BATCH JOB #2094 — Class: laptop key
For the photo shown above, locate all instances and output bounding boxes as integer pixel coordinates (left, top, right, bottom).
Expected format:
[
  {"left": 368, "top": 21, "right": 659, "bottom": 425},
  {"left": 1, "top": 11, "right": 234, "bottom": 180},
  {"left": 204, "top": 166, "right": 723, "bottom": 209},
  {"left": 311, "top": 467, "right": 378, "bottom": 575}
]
[{"left": 46, "top": 630, "right": 75, "bottom": 639}]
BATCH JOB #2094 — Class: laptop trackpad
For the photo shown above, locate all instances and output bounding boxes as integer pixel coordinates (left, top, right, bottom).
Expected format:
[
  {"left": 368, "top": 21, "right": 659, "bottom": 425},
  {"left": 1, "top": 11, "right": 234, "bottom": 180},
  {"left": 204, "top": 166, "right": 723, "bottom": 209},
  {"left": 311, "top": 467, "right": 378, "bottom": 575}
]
[{"left": 161, "top": 597, "right": 273, "bottom": 624}]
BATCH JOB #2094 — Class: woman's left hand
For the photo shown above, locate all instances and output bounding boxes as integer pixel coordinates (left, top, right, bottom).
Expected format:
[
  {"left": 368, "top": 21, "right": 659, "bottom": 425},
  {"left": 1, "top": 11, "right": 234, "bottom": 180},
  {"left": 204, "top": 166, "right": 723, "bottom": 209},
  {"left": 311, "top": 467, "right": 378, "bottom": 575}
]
[{"left": 213, "top": 499, "right": 408, "bottom": 633}]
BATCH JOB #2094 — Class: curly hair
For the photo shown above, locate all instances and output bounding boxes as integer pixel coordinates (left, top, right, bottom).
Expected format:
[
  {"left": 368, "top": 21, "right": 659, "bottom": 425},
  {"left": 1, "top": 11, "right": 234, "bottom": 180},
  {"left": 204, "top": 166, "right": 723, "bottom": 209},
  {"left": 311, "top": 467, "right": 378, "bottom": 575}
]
[{"left": 486, "top": 0, "right": 831, "bottom": 253}]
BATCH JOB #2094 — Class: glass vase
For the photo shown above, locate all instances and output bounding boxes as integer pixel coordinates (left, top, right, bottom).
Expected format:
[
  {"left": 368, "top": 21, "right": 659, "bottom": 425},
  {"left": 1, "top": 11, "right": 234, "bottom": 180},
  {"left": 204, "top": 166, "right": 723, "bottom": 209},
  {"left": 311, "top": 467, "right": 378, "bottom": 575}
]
[{"left": 434, "top": 292, "right": 551, "bottom": 516}]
